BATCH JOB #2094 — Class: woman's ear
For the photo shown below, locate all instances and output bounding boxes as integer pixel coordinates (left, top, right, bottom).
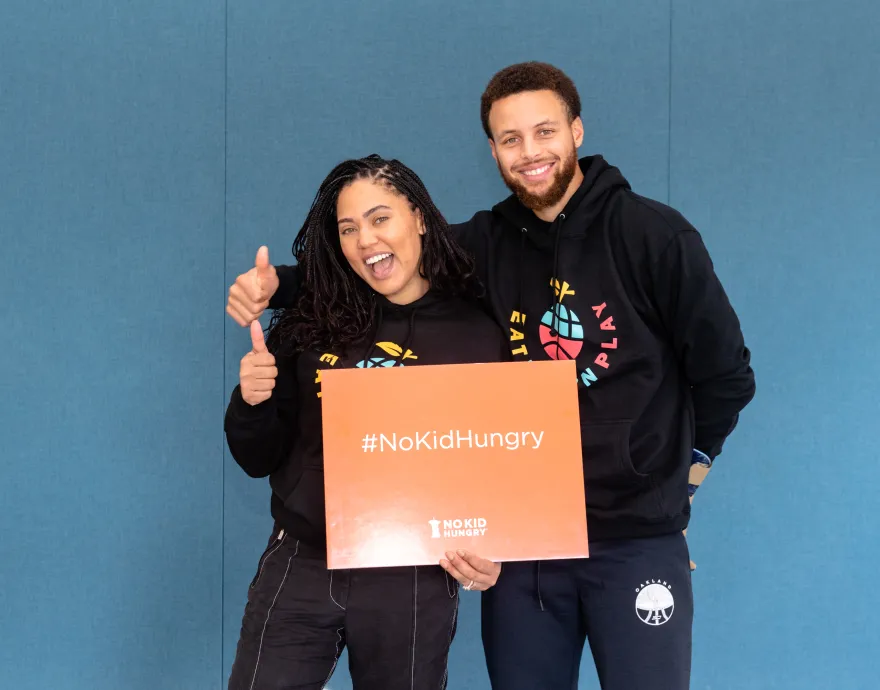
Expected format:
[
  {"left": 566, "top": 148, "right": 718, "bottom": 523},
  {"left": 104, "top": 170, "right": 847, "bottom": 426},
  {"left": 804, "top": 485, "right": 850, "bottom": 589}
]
[{"left": 416, "top": 208, "right": 426, "bottom": 236}]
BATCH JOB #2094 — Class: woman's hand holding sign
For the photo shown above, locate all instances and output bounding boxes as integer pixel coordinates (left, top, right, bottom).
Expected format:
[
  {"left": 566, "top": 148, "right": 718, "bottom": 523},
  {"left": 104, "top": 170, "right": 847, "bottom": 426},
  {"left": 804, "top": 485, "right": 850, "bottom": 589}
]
[{"left": 440, "top": 550, "right": 501, "bottom": 592}]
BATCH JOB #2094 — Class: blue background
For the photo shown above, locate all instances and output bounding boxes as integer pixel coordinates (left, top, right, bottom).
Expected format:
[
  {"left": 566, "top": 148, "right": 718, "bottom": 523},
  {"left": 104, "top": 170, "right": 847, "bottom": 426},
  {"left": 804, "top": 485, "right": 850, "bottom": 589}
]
[{"left": 1, "top": 1, "right": 877, "bottom": 688}]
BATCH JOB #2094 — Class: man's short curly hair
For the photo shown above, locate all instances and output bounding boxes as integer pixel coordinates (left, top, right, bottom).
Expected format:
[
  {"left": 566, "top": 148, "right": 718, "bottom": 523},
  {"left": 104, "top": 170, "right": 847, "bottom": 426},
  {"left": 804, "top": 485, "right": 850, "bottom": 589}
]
[{"left": 480, "top": 61, "right": 581, "bottom": 139}]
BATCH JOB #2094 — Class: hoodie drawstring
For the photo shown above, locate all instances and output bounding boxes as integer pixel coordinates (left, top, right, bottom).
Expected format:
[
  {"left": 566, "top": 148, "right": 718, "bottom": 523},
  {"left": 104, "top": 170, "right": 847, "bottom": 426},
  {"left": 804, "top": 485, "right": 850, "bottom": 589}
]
[
  {"left": 535, "top": 561, "right": 545, "bottom": 611},
  {"left": 549, "top": 213, "right": 566, "bottom": 351},
  {"left": 401, "top": 309, "right": 417, "bottom": 359}
]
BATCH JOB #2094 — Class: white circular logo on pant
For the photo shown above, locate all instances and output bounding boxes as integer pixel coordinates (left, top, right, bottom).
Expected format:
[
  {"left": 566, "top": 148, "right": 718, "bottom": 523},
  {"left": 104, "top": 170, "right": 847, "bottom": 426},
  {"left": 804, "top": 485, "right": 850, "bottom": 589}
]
[{"left": 635, "top": 581, "right": 674, "bottom": 626}]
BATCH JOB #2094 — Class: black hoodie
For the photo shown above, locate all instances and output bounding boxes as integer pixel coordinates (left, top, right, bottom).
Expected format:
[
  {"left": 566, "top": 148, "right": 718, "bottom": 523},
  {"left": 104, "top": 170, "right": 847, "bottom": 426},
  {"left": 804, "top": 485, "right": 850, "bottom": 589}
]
[
  {"left": 455, "top": 155, "right": 755, "bottom": 540},
  {"left": 271, "top": 156, "right": 755, "bottom": 542},
  {"left": 224, "top": 290, "right": 508, "bottom": 553}
]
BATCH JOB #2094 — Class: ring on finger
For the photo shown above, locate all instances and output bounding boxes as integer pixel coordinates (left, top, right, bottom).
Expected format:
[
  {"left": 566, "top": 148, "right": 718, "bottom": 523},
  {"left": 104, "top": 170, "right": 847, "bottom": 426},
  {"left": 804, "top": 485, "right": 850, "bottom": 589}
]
[{"left": 463, "top": 579, "right": 475, "bottom": 591}]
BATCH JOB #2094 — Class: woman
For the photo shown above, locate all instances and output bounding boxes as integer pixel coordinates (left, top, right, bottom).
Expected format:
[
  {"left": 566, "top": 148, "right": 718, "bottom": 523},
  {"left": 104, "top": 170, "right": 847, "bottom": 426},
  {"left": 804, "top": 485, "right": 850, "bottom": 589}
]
[{"left": 224, "top": 154, "right": 507, "bottom": 690}]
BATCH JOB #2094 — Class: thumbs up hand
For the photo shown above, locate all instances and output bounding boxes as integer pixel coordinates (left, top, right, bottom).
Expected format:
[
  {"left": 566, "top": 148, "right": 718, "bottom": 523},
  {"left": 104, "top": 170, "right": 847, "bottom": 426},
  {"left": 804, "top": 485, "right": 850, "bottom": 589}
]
[
  {"left": 239, "top": 320, "right": 278, "bottom": 406},
  {"left": 227, "top": 246, "right": 280, "bottom": 327}
]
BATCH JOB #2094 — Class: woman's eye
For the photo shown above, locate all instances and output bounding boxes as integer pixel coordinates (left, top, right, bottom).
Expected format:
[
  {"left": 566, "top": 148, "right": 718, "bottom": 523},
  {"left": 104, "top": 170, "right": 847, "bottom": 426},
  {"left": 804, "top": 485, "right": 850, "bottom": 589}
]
[
  {"left": 374, "top": 216, "right": 388, "bottom": 225},
  {"left": 341, "top": 227, "right": 355, "bottom": 235}
]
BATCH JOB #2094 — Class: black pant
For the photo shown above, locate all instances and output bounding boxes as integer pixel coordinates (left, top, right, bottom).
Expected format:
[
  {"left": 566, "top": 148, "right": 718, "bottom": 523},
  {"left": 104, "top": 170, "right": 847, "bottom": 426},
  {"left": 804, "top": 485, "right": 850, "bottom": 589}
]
[
  {"left": 228, "top": 528, "right": 459, "bottom": 690},
  {"left": 482, "top": 532, "right": 693, "bottom": 690}
]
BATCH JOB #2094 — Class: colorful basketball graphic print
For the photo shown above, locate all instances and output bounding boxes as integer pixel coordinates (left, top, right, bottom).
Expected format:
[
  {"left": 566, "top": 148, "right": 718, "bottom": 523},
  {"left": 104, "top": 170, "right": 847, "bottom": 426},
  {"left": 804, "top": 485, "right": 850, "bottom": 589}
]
[{"left": 539, "top": 304, "right": 584, "bottom": 360}]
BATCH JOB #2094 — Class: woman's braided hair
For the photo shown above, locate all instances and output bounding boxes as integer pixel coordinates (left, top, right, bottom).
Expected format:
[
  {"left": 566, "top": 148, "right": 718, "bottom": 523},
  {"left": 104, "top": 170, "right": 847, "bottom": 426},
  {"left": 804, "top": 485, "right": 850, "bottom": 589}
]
[{"left": 266, "top": 154, "right": 479, "bottom": 355}]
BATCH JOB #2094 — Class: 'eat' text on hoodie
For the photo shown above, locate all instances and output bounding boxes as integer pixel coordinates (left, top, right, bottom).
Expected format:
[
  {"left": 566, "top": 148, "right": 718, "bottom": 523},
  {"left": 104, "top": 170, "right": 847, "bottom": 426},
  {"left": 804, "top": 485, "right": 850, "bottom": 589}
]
[{"left": 270, "top": 156, "right": 756, "bottom": 542}]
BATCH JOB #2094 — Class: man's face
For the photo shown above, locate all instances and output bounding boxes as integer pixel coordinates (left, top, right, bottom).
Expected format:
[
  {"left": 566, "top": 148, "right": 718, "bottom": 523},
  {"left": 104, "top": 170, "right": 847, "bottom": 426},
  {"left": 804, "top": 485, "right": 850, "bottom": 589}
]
[{"left": 488, "top": 90, "right": 584, "bottom": 212}]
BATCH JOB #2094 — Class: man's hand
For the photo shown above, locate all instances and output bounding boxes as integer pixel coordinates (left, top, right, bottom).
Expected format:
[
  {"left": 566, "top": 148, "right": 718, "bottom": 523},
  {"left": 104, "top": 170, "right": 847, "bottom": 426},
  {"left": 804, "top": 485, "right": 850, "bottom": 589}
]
[
  {"left": 227, "top": 246, "right": 279, "bottom": 327},
  {"left": 685, "top": 450, "right": 712, "bottom": 572},
  {"left": 440, "top": 550, "right": 502, "bottom": 592},
  {"left": 684, "top": 526, "right": 696, "bottom": 571},
  {"left": 239, "top": 321, "right": 278, "bottom": 406}
]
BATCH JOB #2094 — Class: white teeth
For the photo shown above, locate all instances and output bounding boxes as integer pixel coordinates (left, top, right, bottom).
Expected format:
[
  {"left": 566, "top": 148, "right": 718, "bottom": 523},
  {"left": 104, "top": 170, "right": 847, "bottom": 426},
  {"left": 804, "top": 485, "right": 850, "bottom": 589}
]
[
  {"left": 365, "top": 253, "right": 392, "bottom": 266},
  {"left": 523, "top": 164, "right": 551, "bottom": 176}
]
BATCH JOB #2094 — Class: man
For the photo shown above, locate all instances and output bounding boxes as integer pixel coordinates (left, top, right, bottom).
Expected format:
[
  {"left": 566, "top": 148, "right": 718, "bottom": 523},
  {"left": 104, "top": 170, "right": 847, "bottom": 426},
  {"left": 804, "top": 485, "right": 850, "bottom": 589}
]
[{"left": 227, "top": 62, "right": 756, "bottom": 689}]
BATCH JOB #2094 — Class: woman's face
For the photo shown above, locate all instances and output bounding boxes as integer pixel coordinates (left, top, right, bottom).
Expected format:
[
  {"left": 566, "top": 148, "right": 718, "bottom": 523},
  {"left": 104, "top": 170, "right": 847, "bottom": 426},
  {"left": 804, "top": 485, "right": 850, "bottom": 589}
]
[{"left": 337, "top": 179, "right": 429, "bottom": 305}]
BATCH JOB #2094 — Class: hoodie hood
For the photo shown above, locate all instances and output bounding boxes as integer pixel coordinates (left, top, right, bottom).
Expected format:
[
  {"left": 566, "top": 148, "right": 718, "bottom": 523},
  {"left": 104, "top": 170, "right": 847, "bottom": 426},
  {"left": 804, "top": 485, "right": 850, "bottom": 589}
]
[
  {"left": 493, "top": 155, "right": 631, "bottom": 251},
  {"left": 374, "top": 287, "right": 450, "bottom": 316},
  {"left": 359, "top": 288, "right": 451, "bottom": 369}
]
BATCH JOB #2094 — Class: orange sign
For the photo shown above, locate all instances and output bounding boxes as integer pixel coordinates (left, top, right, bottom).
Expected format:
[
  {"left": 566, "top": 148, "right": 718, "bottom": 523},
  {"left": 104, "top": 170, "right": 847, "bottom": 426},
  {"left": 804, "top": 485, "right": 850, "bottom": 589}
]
[{"left": 320, "top": 360, "right": 588, "bottom": 569}]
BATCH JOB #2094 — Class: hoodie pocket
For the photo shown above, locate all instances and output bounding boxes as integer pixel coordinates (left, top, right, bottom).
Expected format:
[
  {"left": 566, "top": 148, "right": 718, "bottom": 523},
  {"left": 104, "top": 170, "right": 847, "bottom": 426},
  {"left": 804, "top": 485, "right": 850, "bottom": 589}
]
[{"left": 580, "top": 420, "right": 662, "bottom": 519}]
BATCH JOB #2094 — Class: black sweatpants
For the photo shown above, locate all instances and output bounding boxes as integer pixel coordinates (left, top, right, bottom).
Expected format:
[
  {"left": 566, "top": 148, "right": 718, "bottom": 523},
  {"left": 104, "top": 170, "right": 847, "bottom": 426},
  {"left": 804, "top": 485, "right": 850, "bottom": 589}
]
[
  {"left": 482, "top": 532, "right": 693, "bottom": 690},
  {"left": 228, "top": 527, "right": 459, "bottom": 690}
]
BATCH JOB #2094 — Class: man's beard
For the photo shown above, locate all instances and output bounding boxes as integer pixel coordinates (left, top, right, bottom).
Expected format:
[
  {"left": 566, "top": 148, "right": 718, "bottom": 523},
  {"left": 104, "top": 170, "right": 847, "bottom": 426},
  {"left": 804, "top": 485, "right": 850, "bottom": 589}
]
[{"left": 498, "top": 147, "right": 579, "bottom": 212}]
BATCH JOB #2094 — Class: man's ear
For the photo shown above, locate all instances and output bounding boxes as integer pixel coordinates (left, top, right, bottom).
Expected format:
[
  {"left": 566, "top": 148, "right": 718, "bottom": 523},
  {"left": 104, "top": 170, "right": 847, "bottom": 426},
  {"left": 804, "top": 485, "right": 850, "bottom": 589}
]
[{"left": 571, "top": 116, "right": 585, "bottom": 148}]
